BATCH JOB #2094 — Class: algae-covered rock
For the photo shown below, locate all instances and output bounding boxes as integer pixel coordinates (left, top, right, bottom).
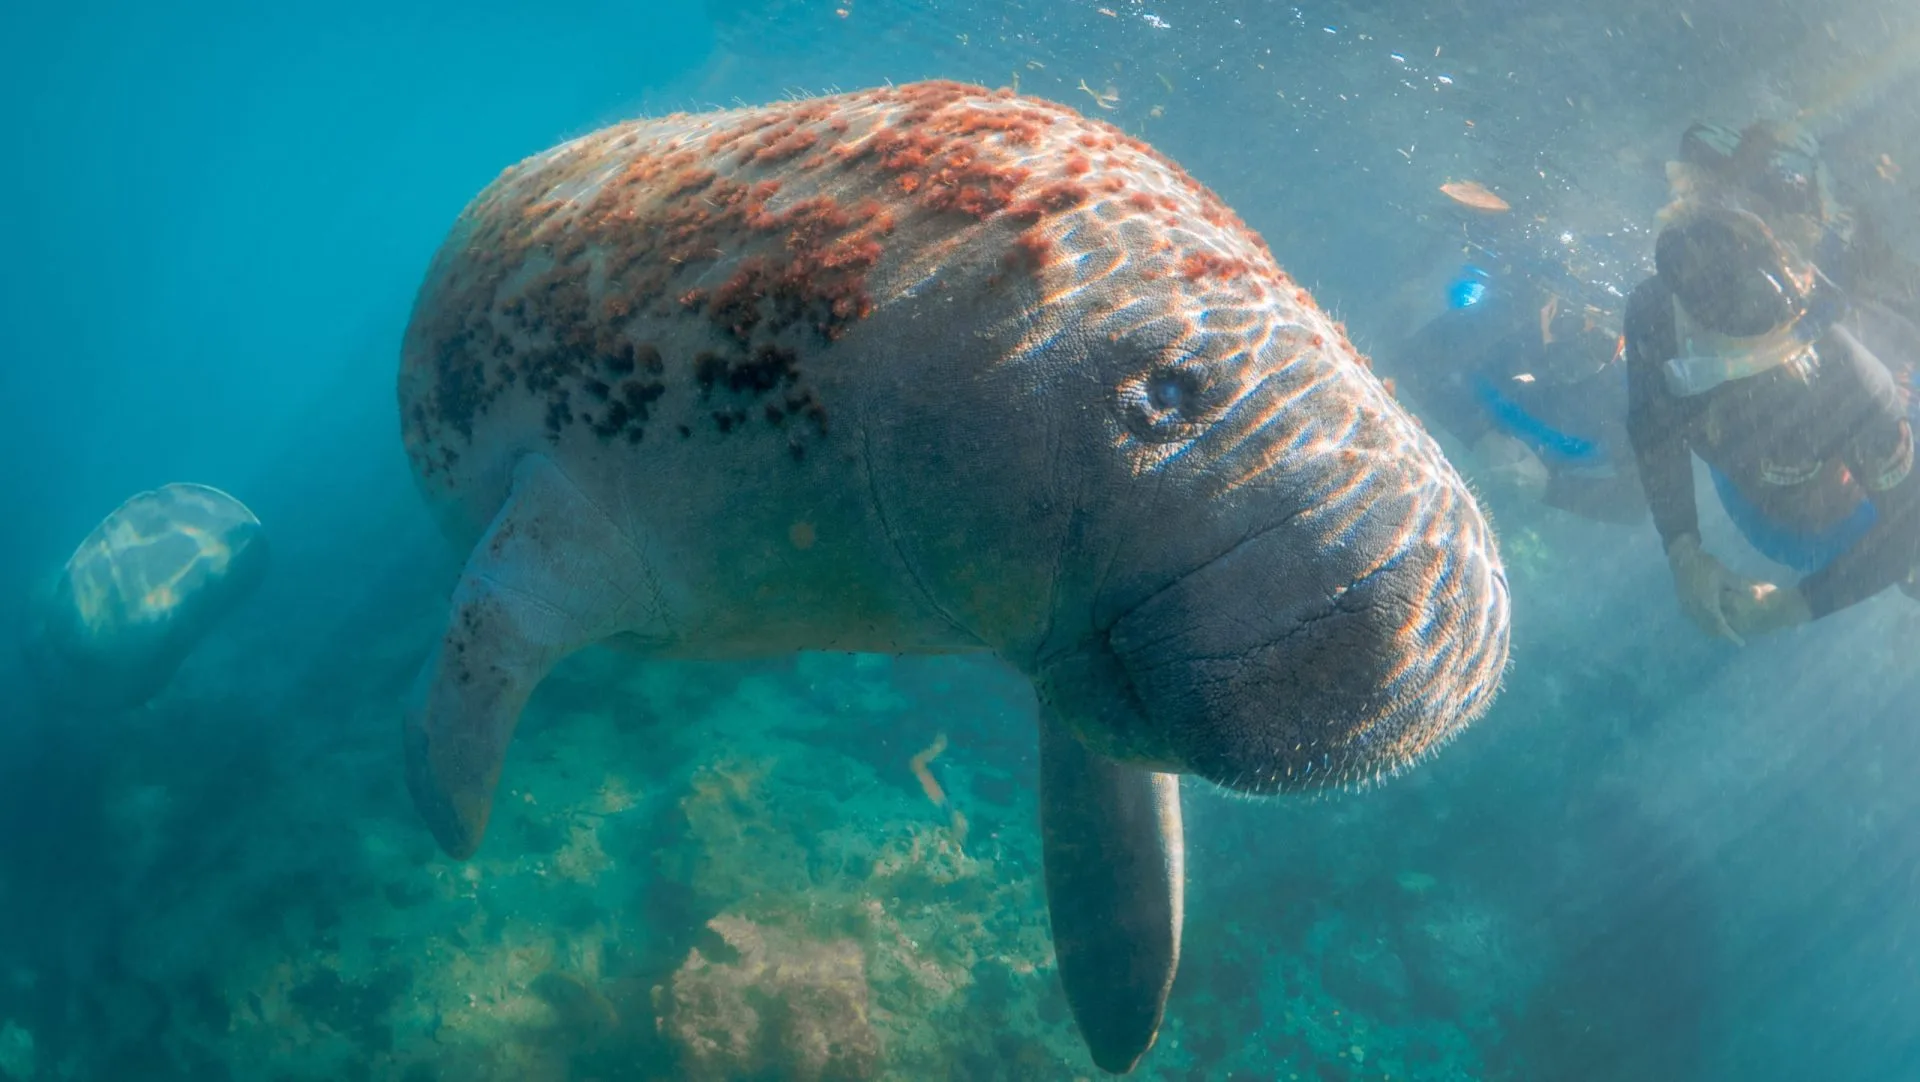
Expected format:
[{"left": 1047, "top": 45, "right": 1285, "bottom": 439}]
[
  {"left": 659, "top": 913, "right": 881, "bottom": 1082},
  {"left": 23, "top": 482, "right": 269, "bottom": 711},
  {"left": 652, "top": 717, "right": 1075, "bottom": 1079}
]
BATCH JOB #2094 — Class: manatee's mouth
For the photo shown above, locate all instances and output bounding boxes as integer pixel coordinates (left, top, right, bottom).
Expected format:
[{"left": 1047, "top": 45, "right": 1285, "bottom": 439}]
[
  {"left": 1103, "top": 548, "right": 1457, "bottom": 797},
  {"left": 1052, "top": 564, "right": 1344, "bottom": 791},
  {"left": 1036, "top": 621, "right": 1184, "bottom": 772}
]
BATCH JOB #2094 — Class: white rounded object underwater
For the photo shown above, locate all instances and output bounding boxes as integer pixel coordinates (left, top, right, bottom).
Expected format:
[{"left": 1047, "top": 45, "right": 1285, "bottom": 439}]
[{"left": 23, "top": 482, "right": 270, "bottom": 711}]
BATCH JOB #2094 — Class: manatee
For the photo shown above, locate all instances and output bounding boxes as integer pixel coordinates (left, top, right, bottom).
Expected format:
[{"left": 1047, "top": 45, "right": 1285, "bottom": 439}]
[
  {"left": 397, "top": 80, "right": 1510, "bottom": 1074},
  {"left": 23, "top": 483, "right": 269, "bottom": 712}
]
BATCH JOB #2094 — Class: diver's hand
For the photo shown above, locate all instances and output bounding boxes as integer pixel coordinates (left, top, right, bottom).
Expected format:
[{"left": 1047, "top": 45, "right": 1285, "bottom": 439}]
[
  {"left": 1721, "top": 580, "right": 1813, "bottom": 640},
  {"left": 1473, "top": 432, "right": 1549, "bottom": 500},
  {"left": 1666, "top": 534, "right": 1756, "bottom": 644}
]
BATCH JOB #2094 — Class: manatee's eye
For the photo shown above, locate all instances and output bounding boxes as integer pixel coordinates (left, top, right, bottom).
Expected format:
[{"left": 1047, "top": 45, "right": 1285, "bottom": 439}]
[
  {"left": 1116, "top": 360, "right": 1222, "bottom": 444},
  {"left": 1147, "top": 372, "right": 1187, "bottom": 410}
]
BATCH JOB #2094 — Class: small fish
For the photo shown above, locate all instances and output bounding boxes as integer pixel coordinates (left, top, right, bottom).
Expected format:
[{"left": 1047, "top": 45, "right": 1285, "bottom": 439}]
[{"left": 1439, "top": 180, "right": 1511, "bottom": 213}]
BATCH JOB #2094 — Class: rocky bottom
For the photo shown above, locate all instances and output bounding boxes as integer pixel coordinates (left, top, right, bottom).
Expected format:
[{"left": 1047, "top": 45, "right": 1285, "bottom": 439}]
[{"left": 0, "top": 640, "right": 1519, "bottom": 1082}]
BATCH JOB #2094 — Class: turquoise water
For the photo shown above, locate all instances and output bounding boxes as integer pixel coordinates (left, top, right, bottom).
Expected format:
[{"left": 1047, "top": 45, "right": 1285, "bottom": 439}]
[{"left": 4, "top": 1, "right": 1920, "bottom": 1079}]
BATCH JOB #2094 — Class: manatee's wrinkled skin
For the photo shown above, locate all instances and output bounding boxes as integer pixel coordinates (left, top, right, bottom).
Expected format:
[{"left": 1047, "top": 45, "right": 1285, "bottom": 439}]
[
  {"left": 23, "top": 483, "right": 270, "bottom": 712},
  {"left": 398, "top": 81, "right": 1510, "bottom": 1074}
]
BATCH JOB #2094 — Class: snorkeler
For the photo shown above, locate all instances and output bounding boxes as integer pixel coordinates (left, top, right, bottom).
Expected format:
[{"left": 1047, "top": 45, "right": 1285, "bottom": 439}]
[
  {"left": 1624, "top": 202, "right": 1920, "bottom": 643},
  {"left": 1384, "top": 272, "right": 1648, "bottom": 525}
]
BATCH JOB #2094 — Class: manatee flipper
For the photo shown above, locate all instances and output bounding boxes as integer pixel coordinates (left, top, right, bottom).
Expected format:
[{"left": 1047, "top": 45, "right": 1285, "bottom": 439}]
[
  {"left": 404, "top": 453, "right": 659, "bottom": 859},
  {"left": 1038, "top": 708, "right": 1186, "bottom": 1075}
]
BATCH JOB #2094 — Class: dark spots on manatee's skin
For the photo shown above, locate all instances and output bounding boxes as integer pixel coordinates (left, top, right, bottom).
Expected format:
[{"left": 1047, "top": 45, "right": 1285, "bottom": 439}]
[
  {"left": 426, "top": 320, "right": 679, "bottom": 448},
  {"left": 421, "top": 298, "right": 831, "bottom": 458},
  {"left": 544, "top": 393, "right": 575, "bottom": 443},
  {"left": 601, "top": 344, "right": 663, "bottom": 379},
  {"left": 689, "top": 344, "right": 829, "bottom": 440},
  {"left": 486, "top": 520, "right": 517, "bottom": 560},
  {"left": 411, "top": 228, "right": 849, "bottom": 469},
  {"left": 451, "top": 613, "right": 477, "bottom": 685},
  {"left": 591, "top": 380, "right": 669, "bottom": 443},
  {"left": 430, "top": 344, "right": 488, "bottom": 442},
  {"left": 693, "top": 352, "right": 727, "bottom": 395},
  {"left": 694, "top": 344, "right": 802, "bottom": 397}
]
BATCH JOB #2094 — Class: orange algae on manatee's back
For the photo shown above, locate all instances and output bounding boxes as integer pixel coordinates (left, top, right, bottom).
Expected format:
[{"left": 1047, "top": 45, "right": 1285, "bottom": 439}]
[{"left": 398, "top": 80, "right": 1303, "bottom": 491}]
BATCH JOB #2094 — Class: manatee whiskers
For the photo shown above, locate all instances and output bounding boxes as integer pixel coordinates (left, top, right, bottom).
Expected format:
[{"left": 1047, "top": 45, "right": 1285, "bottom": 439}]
[{"left": 1206, "top": 746, "right": 1434, "bottom": 801}]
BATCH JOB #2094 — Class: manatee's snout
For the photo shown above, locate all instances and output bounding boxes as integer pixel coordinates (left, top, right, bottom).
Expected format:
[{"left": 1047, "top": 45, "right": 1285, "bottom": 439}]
[{"left": 1098, "top": 469, "right": 1509, "bottom": 793}]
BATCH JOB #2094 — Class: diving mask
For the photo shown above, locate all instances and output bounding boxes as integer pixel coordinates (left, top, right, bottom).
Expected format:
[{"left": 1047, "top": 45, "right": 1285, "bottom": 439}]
[{"left": 1664, "top": 276, "right": 1844, "bottom": 397}]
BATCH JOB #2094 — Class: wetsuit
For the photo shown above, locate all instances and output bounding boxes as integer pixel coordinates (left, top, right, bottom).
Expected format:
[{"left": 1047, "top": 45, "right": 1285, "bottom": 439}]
[
  {"left": 1624, "top": 276, "right": 1920, "bottom": 616},
  {"left": 1393, "top": 294, "right": 1647, "bottom": 525}
]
